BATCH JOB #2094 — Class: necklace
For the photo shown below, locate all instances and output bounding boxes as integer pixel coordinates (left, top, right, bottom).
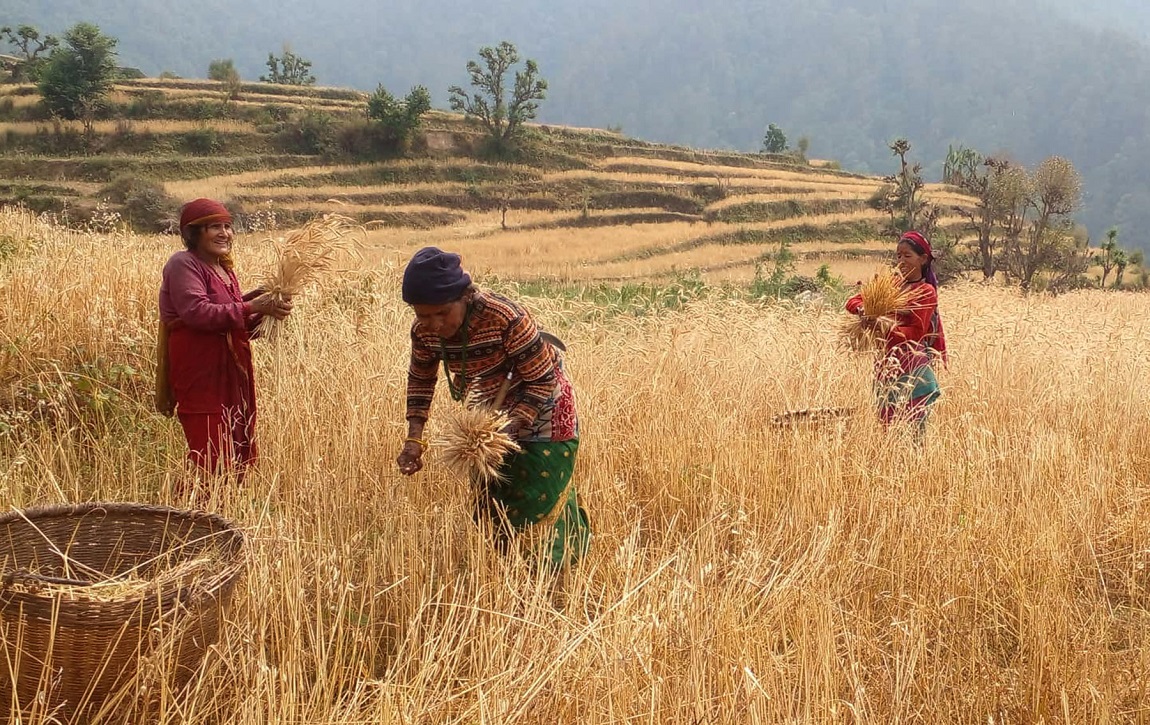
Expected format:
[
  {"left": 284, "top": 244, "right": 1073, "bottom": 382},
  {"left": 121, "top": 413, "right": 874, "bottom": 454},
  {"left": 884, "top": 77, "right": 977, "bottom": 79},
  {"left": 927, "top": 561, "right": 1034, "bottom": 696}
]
[{"left": 440, "top": 304, "right": 472, "bottom": 402}]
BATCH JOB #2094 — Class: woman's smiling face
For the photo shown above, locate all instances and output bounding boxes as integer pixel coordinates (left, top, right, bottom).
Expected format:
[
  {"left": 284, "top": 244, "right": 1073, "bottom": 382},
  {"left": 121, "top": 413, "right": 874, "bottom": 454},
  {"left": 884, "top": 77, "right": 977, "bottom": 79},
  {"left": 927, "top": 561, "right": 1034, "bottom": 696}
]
[{"left": 896, "top": 241, "right": 928, "bottom": 281}]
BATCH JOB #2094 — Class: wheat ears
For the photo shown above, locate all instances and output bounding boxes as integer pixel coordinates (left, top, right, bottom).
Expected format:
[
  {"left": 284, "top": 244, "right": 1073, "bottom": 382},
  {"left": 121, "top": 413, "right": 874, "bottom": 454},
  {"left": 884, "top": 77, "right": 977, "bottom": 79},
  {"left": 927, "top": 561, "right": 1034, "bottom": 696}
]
[
  {"left": 840, "top": 267, "right": 928, "bottom": 351},
  {"left": 255, "top": 214, "right": 364, "bottom": 338}
]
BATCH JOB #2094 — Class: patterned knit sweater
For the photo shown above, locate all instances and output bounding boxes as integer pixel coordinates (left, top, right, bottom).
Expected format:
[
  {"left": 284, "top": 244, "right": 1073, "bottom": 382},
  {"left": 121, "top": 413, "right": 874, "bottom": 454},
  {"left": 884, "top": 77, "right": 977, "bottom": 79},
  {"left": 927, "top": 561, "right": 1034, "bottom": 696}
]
[{"left": 406, "top": 290, "right": 578, "bottom": 442}]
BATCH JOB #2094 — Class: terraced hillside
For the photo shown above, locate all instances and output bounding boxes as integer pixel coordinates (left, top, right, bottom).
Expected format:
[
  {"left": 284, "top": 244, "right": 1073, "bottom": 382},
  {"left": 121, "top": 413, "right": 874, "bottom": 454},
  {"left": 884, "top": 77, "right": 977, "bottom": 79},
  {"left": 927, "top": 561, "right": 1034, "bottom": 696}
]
[{"left": 0, "top": 77, "right": 974, "bottom": 285}]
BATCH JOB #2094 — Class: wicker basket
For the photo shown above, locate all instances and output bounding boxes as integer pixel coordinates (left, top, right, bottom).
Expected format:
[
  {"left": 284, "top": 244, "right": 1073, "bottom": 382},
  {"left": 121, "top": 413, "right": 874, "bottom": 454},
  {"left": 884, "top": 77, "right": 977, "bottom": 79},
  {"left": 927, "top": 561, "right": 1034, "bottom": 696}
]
[
  {"left": 0, "top": 502, "right": 245, "bottom": 721},
  {"left": 770, "top": 406, "right": 858, "bottom": 429}
]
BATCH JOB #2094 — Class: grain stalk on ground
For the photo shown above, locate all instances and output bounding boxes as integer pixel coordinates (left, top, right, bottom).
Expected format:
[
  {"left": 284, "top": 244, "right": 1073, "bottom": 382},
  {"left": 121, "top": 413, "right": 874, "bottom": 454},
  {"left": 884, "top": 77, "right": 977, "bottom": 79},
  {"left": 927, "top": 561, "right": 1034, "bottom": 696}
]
[{"left": 1, "top": 207, "right": 1149, "bottom": 722}]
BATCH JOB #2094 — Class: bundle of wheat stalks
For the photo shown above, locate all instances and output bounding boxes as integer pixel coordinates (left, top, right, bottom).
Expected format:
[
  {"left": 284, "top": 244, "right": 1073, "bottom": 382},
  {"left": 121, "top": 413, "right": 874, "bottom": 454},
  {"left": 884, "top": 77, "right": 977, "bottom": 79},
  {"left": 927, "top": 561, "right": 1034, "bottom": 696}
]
[
  {"left": 4, "top": 556, "right": 215, "bottom": 602},
  {"left": 840, "top": 267, "right": 928, "bottom": 351},
  {"left": 439, "top": 403, "right": 522, "bottom": 484},
  {"left": 255, "top": 214, "right": 363, "bottom": 337}
]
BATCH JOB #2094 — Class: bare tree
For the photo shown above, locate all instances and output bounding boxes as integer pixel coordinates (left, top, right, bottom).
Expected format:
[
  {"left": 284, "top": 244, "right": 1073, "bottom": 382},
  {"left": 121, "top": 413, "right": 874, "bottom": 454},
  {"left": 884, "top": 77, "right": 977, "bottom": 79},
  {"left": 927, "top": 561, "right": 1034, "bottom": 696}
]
[
  {"left": 875, "top": 139, "right": 939, "bottom": 239},
  {"left": 952, "top": 157, "right": 1025, "bottom": 280},
  {"left": 0, "top": 24, "right": 58, "bottom": 82}
]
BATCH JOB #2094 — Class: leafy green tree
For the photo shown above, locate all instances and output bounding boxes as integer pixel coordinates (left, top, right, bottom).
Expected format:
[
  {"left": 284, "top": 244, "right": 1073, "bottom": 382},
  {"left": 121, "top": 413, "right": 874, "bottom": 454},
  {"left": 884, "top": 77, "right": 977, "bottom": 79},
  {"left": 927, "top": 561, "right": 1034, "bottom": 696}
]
[
  {"left": 366, "top": 84, "right": 431, "bottom": 148},
  {"left": 448, "top": 41, "right": 547, "bottom": 148},
  {"left": 261, "top": 47, "right": 315, "bottom": 86},
  {"left": 1113, "top": 248, "right": 1129, "bottom": 288},
  {"left": 1094, "top": 228, "right": 1121, "bottom": 287},
  {"left": 796, "top": 136, "right": 810, "bottom": 159},
  {"left": 37, "top": 23, "right": 118, "bottom": 130},
  {"left": 762, "top": 124, "right": 787, "bottom": 153},
  {"left": 1, "top": 24, "right": 59, "bottom": 82},
  {"left": 208, "top": 58, "right": 242, "bottom": 100}
]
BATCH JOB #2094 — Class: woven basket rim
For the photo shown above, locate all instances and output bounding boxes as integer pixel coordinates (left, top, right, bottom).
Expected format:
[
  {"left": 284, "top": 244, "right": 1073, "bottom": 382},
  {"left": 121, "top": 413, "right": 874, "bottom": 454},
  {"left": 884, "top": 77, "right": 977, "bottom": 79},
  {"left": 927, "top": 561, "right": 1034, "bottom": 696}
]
[
  {"left": 0, "top": 501, "right": 246, "bottom": 606},
  {"left": 770, "top": 406, "right": 858, "bottom": 427}
]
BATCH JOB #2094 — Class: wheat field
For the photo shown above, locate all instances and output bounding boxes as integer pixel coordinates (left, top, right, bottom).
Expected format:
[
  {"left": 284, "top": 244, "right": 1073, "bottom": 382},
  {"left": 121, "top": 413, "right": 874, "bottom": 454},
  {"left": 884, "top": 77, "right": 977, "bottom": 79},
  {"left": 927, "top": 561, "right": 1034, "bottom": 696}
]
[{"left": 1, "top": 206, "right": 1149, "bottom": 723}]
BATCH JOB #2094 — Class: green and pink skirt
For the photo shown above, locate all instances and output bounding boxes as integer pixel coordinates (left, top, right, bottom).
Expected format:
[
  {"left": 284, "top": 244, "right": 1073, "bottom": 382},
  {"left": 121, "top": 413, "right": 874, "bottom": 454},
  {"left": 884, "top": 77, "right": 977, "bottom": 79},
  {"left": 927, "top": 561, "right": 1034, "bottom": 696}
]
[{"left": 475, "top": 439, "right": 590, "bottom": 569}]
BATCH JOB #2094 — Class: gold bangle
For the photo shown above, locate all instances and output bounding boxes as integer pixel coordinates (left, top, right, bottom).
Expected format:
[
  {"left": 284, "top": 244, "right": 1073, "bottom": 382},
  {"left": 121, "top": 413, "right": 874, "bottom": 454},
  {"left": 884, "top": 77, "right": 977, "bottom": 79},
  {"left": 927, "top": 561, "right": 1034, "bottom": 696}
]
[{"left": 405, "top": 437, "right": 427, "bottom": 448}]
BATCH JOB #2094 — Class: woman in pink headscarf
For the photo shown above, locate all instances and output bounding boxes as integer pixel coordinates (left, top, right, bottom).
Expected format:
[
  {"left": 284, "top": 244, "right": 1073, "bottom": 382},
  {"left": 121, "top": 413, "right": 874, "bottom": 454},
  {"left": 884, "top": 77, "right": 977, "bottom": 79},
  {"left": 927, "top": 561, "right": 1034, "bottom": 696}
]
[
  {"left": 846, "top": 230, "right": 947, "bottom": 432},
  {"left": 156, "top": 198, "right": 292, "bottom": 487}
]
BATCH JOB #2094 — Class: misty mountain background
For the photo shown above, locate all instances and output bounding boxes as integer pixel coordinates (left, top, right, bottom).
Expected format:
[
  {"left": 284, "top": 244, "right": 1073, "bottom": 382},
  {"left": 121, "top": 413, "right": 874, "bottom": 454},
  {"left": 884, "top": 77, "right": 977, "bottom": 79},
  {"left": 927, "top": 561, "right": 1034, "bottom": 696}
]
[{"left": 7, "top": 0, "right": 1150, "bottom": 250}]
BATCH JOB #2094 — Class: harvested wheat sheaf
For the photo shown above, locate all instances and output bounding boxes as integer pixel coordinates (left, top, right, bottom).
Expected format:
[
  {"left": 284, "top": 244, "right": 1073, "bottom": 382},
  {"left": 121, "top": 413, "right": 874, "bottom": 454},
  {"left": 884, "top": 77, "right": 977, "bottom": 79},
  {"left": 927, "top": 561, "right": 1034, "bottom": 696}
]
[
  {"left": 255, "top": 214, "right": 363, "bottom": 337},
  {"left": 840, "top": 267, "right": 928, "bottom": 351},
  {"left": 439, "top": 404, "right": 521, "bottom": 484}
]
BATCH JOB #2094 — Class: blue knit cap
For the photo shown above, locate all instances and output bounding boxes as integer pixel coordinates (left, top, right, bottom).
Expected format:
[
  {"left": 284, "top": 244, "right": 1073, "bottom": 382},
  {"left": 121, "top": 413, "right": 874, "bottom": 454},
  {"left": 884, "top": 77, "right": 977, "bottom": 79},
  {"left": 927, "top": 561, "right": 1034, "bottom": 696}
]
[{"left": 402, "top": 247, "right": 472, "bottom": 305}]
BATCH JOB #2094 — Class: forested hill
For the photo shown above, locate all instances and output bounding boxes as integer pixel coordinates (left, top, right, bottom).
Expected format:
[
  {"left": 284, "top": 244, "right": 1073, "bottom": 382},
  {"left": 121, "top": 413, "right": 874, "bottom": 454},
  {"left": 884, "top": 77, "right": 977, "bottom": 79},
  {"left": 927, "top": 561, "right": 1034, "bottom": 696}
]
[{"left": 7, "top": 0, "right": 1150, "bottom": 248}]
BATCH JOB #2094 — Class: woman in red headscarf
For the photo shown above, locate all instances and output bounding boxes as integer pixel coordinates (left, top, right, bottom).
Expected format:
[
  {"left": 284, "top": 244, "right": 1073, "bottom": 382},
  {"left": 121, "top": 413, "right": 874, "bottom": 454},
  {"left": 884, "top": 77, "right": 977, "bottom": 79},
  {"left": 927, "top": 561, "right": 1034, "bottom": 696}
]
[
  {"left": 156, "top": 198, "right": 292, "bottom": 489},
  {"left": 846, "top": 230, "right": 947, "bottom": 432}
]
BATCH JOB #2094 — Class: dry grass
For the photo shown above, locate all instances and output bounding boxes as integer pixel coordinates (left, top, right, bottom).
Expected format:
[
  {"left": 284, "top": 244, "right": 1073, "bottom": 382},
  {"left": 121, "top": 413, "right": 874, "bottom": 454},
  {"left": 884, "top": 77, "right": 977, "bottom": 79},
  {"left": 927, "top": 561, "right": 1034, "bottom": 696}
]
[
  {"left": 2, "top": 200, "right": 1148, "bottom": 723},
  {"left": 598, "top": 156, "right": 879, "bottom": 184},
  {"left": 2, "top": 157, "right": 1150, "bottom": 722},
  {"left": 358, "top": 220, "right": 718, "bottom": 279},
  {"left": 163, "top": 165, "right": 354, "bottom": 201},
  {"left": 544, "top": 169, "right": 882, "bottom": 194},
  {"left": 705, "top": 189, "right": 873, "bottom": 211},
  {"left": 0, "top": 93, "right": 40, "bottom": 108}
]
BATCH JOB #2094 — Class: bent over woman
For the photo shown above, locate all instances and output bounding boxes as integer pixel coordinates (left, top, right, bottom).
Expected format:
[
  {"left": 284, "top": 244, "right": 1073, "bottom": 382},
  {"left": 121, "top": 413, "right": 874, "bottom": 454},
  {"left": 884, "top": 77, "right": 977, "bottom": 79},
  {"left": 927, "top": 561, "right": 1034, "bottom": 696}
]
[
  {"left": 156, "top": 198, "right": 291, "bottom": 487},
  {"left": 846, "top": 230, "right": 947, "bottom": 432},
  {"left": 396, "top": 247, "right": 590, "bottom": 568}
]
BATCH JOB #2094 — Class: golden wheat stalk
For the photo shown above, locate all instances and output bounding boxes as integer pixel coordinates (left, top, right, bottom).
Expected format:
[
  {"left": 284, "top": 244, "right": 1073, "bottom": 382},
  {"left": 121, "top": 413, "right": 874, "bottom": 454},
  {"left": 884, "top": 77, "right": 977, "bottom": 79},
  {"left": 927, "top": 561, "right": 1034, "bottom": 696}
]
[
  {"left": 438, "top": 401, "right": 522, "bottom": 484},
  {"left": 254, "top": 214, "right": 364, "bottom": 338},
  {"left": 840, "top": 267, "right": 928, "bottom": 352}
]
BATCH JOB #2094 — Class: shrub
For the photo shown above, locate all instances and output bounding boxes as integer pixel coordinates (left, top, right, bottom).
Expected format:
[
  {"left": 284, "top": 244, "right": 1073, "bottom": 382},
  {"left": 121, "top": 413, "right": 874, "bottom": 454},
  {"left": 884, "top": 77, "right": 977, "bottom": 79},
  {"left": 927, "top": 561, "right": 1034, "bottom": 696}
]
[
  {"left": 365, "top": 85, "right": 431, "bottom": 152},
  {"left": 182, "top": 127, "right": 222, "bottom": 154},
  {"left": 98, "top": 175, "right": 177, "bottom": 232},
  {"left": 277, "top": 109, "right": 336, "bottom": 155},
  {"left": 124, "top": 89, "right": 167, "bottom": 119},
  {"left": 334, "top": 118, "right": 401, "bottom": 160}
]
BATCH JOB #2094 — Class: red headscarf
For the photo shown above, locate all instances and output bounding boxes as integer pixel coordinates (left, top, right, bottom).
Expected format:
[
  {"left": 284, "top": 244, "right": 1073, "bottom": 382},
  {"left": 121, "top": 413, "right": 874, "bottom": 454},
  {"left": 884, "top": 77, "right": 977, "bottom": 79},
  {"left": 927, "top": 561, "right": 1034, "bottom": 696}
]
[
  {"left": 898, "top": 230, "right": 947, "bottom": 364},
  {"left": 179, "top": 198, "right": 235, "bottom": 269},
  {"left": 179, "top": 198, "right": 232, "bottom": 232}
]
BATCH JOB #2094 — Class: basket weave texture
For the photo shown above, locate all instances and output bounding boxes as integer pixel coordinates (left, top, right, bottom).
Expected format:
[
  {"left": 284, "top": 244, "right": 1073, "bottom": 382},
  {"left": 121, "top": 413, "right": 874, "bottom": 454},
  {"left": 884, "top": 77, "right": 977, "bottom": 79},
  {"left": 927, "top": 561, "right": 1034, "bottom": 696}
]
[{"left": 0, "top": 502, "right": 245, "bottom": 720}]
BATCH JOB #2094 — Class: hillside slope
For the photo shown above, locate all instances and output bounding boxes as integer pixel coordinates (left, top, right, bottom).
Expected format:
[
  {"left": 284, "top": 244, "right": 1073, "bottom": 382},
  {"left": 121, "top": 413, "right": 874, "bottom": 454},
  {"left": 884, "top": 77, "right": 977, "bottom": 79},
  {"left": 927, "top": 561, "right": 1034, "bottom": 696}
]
[
  {"left": 6, "top": 0, "right": 1150, "bottom": 246},
  {"left": 0, "top": 78, "right": 980, "bottom": 288}
]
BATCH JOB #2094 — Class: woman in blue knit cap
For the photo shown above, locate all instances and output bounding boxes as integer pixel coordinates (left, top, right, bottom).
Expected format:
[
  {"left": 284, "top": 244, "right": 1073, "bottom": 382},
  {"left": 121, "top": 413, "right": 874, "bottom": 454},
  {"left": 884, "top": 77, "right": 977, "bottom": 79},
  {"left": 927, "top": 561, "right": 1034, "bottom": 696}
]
[{"left": 396, "top": 247, "right": 590, "bottom": 569}]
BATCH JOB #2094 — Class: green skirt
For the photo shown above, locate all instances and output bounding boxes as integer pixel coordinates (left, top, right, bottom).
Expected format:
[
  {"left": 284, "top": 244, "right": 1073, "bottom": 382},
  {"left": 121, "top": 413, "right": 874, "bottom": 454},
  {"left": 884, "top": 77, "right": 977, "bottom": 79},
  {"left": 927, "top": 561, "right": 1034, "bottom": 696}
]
[
  {"left": 475, "top": 439, "right": 591, "bottom": 569},
  {"left": 875, "top": 365, "right": 940, "bottom": 429}
]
